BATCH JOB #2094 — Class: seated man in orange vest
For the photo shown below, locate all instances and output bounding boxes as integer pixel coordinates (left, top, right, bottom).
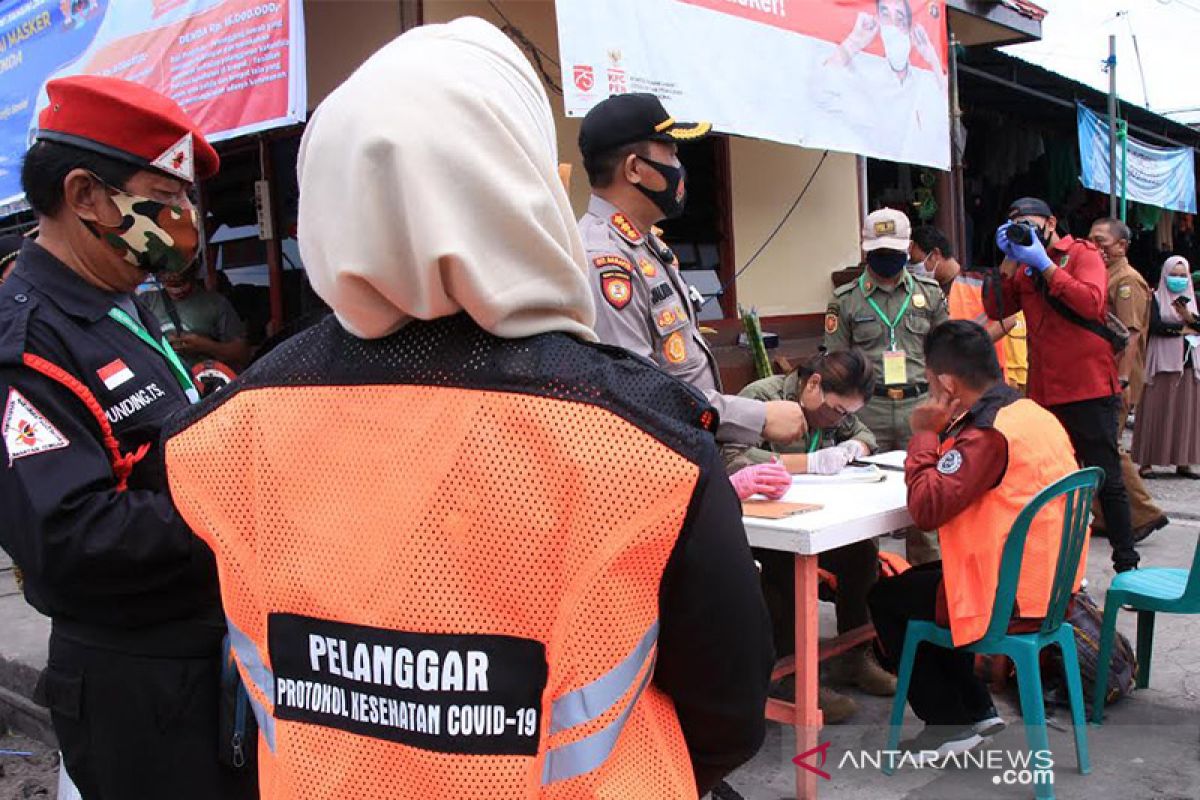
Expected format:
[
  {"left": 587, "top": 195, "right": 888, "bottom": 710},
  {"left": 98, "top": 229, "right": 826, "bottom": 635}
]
[{"left": 869, "top": 320, "right": 1080, "bottom": 760}]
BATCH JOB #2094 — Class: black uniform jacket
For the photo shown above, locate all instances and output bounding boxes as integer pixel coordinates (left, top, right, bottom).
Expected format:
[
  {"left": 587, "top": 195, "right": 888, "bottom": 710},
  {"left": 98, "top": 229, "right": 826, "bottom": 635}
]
[{"left": 0, "top": 241, "right": 221, "bottom": 655}]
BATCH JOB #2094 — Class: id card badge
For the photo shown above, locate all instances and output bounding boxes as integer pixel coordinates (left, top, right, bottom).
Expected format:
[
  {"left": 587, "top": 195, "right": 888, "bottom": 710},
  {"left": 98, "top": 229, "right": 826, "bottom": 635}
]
[{"left": 883, "top": 350, "right": 907, "bottom": 386}]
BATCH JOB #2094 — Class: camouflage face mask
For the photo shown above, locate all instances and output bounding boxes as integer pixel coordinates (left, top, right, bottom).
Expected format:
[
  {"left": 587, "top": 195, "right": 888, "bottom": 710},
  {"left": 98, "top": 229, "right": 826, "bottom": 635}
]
[{"left": 84, "top": 179, "right": 199, "bottom": 275}]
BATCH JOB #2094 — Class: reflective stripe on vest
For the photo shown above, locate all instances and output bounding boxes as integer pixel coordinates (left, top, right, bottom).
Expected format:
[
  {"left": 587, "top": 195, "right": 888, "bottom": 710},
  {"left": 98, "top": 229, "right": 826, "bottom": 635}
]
[
  {"left": 550, "top": 620, "right": 659, "bottom": 734},
  {"left": 228, "top": 617, "right": 278, "bottom": 752},
  {"left": 542, "top": 650, "right": 657, "bottom": 785}
]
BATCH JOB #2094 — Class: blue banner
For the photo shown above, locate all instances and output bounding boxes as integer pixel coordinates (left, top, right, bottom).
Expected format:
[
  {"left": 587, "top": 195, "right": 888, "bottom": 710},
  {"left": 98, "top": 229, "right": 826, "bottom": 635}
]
[
  {"left": 1077, "top": 103, "right": 1196, "bottom": 215},
  {"left": 0, "top": 0, "right": 306, "bottom": 214}
]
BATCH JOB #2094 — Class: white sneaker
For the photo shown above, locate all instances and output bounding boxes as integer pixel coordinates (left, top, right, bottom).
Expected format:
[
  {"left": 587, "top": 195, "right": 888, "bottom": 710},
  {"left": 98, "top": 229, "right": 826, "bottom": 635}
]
[
  {"left": 972, "top": 715, "right": 1007, "bottom": 738},
  {"left": 900, "top": 726, "right": 985, "bottom": 767}
]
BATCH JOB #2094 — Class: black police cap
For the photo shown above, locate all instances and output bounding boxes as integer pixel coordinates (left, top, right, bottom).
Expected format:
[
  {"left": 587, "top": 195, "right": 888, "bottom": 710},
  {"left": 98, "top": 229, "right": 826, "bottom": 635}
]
[
  {"left": 578, "top": 93, "right": 711, "bottom": 161},
  {"left": 1008, "top": 197, "right": 1054, "bottom": 219}
]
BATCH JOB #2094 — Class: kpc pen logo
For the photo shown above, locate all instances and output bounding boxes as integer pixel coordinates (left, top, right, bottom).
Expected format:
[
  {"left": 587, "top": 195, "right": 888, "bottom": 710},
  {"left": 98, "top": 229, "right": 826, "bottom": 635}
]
[{"left": 793, "top": 741, "right": 833, "bottom": 780}]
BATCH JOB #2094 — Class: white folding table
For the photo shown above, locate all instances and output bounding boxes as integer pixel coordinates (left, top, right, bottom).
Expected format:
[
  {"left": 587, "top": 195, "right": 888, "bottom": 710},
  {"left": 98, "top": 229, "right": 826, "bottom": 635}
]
[{"left": 742, "top": 461, "right": 912, "bottom": 800}]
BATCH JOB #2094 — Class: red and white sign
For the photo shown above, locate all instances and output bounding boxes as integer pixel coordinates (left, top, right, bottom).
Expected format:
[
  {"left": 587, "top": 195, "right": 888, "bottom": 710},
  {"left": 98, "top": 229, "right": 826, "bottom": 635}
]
[
  {"left": 97, "top": 358, "right": 135, "bottom": 391},
  {"left": 557, "top": 0, "right": 949, "bottom": 169},
  {"left": 573, "top": 65, "right": 595, "bottom": 92},
  {"left": 3, "top": 389, "right": 70, "bottom": 464}
]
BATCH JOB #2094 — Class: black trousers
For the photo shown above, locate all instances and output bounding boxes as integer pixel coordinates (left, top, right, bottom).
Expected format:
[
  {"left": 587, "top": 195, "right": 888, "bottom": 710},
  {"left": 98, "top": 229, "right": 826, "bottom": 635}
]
[
  {"left": 868, "top": 562, "right": 994, "bottom": 727},
  {"left": 1048, "top": 395, "right": 1139, "bottom": 570},
  {"left": 37, "top": 633, "right": 258, "bottom": 800},
  {"left": 758, "top": 538, "right": 879, "bottom": 656}
]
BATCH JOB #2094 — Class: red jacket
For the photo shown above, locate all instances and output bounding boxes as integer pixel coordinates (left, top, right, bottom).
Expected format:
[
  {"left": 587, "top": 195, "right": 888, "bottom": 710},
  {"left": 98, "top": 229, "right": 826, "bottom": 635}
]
[{"left": 984, "top": 235, "right": 1119, "bottom": 407}]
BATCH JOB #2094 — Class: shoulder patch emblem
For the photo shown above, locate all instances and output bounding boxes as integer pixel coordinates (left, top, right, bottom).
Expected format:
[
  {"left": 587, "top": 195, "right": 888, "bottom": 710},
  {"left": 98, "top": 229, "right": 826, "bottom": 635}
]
[
  {"left": 3, "top": 388, "right": 69, "bottom": 465},
  {"left": 600, "top": 270, "right": 632, "bottom": 310},
  {"left": 825, "top": 313, "right": 839, "bottom": 335},
  {"left": 937, "top": 449, "right": 963, "bottom": 475},
  {"left": 913, "top": 292, "right": 927, "bottom": 309},
  {"left": 663, "top": 331, "right": 687, "bottom": 364},
  {"left": 1118, "top": 284, "right": 1133, "bottom": 299},
  {"left": 609, "top": 213, "right": 643, "bottom": 245},
  {"left": 656, "top": 306, "right": 680, "bottom": 329},
  {"left": 593, "top": 254, "right": 632, "bottom": 272},
  {"left": 638, "top": 258, "right": 658, "bottom": 278}
]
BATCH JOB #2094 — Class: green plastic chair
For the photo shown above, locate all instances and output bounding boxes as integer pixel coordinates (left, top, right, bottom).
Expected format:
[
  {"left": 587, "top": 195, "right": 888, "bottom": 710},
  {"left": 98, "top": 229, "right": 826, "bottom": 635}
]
[
  {"left": 1091, "top": 533, "right": 1200, "bottom": 723},
  {"left": 883, "top": 467, "right": 1102, "bottom": 799}
]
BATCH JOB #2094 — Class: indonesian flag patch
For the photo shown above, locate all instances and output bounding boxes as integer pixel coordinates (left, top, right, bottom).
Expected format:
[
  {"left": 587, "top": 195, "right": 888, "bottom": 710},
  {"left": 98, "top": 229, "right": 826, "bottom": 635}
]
[
  {"left": 97, "top": 358, "right": 135, "bottom": 391},
  {"left": 3, "top": 388, "right": 69, "bottom": 465}
]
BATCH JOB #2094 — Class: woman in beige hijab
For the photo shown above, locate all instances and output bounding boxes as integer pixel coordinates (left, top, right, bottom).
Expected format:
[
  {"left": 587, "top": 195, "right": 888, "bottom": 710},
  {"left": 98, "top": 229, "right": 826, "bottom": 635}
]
[{"left": 164, "top": 17, "right": 771, "bottom": 799}]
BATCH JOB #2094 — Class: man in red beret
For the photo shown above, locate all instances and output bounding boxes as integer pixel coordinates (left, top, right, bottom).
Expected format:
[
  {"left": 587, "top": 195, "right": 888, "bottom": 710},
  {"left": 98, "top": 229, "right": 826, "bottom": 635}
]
[{"left": 0, "top": 76, "right": 255, "bottom": 799}]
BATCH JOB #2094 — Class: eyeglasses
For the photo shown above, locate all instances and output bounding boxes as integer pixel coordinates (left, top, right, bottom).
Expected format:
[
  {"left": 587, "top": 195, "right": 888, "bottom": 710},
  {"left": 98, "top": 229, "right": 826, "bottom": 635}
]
[{"left": 88, "top": 172, "right": 197, "bottom": 209}]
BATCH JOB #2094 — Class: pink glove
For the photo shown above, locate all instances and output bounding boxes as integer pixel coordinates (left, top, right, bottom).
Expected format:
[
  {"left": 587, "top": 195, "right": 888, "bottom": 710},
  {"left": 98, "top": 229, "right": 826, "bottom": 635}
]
[{"left": 730, "top": 462, "right": 793, "bottom": 501}]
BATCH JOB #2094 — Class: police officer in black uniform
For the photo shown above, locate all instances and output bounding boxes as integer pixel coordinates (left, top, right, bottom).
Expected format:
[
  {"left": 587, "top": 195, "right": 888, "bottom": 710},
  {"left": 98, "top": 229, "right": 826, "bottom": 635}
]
[{"left": 0, "top": 76, "right": 254, "bottom": 799}]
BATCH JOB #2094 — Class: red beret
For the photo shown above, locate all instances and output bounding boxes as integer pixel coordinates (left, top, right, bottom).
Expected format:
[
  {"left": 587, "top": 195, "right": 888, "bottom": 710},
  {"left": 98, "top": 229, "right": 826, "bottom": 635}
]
[{"left": 37, "top": 75, "right": 219, "bottom": 183}]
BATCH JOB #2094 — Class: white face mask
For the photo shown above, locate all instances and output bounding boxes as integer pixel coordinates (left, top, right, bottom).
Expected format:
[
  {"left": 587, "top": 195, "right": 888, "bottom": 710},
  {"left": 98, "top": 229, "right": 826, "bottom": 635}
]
[{"left": 880, "top": 24, "right": 912, "bottom": 72}]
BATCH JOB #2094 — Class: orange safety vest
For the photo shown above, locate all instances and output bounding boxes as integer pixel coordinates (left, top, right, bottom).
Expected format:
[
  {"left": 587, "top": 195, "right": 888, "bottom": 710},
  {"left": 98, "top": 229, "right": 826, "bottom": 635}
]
[
  {"left": 937, "top": 399, "right": 1083, "bottom": 646},
  {"left": 948, "top": 276, "right": 1008, "bottom": 379},
  {"left": 164, "top": 318, "right": 709, "bottom": 799}
]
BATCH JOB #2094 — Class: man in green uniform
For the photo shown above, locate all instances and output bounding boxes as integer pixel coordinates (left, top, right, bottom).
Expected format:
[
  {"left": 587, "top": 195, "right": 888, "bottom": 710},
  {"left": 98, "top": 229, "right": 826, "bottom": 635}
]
[{"left": 825, "top": 209, "right": 948, "bottom": 564}]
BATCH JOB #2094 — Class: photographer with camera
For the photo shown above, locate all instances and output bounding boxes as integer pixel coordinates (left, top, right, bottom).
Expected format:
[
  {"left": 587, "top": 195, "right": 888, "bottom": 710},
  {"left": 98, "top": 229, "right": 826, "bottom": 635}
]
[
  {"left": 1132, "top": 255, "right": 1200, "bottom": 479},
  {"left": 985, "top": 197, "right": 1139, "bottom": 573}
]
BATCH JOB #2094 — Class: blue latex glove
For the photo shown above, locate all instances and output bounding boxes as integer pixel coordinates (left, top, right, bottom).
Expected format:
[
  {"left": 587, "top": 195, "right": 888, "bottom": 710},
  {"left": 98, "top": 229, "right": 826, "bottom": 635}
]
[
  {"left": 994, "top": 222, "right": 1016, "bottom": 258},
  {"left": 997, "top": 222, "right": 1054, "bottom": 272}
]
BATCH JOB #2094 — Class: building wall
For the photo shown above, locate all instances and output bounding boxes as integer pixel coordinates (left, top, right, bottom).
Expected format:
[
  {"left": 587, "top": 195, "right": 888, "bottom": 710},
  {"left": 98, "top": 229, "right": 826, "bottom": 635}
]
[
  {"left": 304, "top": 1, "right": 405, "bottom": 108},
  {"left": 422, "top": 0, "right": 861, "bottom": 317},
  {"left": 728, "top": 142, "right": 861, "bottom": 316}
]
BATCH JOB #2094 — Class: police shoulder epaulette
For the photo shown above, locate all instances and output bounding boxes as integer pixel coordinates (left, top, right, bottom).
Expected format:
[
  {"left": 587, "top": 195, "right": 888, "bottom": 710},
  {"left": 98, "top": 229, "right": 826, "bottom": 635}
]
[
  {"left": 609, "top": 212, "right": 644, "bottom": 245},
  {"left": 833, "top": 281, "right": 856, "bottom": 297}
]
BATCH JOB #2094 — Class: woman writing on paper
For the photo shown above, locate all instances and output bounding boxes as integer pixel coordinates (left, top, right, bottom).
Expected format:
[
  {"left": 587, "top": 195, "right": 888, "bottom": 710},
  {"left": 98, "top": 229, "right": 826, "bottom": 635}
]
[
  {"left": 724, "top": 349, "right": 896, "bottom": 725},
  {"left": 725, "top": 349, "right": 879, "bottom": 475}
]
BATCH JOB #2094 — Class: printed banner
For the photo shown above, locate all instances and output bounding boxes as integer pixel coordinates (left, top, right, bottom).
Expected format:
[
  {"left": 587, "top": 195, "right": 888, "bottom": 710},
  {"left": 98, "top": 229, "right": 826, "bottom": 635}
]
[
  {"left": 0, "top": 0, "right": 307, "bottom": 209},
  {"left": 1077, "top": 103, "right": 1197, "bottom": 215},
  {"left": 557, "top": 0, "right": 949, "bottom": 168}
]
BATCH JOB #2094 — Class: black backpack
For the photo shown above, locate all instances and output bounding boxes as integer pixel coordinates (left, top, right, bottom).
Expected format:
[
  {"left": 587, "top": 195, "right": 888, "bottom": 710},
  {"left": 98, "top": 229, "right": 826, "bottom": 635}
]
[{"left": 1043, "top": 590, "right": 1137, "bottom": 708}]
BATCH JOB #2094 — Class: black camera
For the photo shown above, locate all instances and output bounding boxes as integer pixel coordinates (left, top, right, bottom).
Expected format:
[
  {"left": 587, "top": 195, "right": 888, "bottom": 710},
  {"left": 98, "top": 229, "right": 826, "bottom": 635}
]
[{"left": 1005, "top": 220, "right": 1039, "bottom": 248}]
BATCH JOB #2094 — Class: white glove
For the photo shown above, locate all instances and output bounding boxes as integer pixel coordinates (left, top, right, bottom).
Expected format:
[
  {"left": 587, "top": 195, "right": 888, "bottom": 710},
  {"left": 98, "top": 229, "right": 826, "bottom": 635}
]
[
  {"left": 807, "top": 446, "right": 853, "bottom": 475},
  {"left": 837, "top": 440, "right": 868, "bottom": 461}
]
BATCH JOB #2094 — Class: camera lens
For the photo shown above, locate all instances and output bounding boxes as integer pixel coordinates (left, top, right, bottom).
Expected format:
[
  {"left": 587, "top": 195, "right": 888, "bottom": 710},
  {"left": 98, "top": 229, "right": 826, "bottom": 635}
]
[{"left": 1007, "top": 222, "right": 1035, "bottom": 247}]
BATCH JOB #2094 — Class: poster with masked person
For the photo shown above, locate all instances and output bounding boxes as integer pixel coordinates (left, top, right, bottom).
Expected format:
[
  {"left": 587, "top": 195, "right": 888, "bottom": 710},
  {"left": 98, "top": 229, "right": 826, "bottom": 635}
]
[{"left": 557, "top": 0, "right": 949, "bottom": 169}]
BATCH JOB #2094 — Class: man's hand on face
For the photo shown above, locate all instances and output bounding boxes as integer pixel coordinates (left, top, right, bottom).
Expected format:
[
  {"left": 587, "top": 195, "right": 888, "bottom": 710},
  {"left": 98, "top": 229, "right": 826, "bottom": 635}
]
[{"left": 909, "top": 390, "right": 959, "bottom": 436}]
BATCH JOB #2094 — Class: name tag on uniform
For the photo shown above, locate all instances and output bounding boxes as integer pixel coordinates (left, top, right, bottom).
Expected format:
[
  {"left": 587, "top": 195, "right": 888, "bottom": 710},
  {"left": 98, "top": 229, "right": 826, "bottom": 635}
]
[
  {"left": 883, "top": 350, "right": 907, "bottom": 386},
  {"left": 269, "top": 613, "right": 547, "bottom": 756}
]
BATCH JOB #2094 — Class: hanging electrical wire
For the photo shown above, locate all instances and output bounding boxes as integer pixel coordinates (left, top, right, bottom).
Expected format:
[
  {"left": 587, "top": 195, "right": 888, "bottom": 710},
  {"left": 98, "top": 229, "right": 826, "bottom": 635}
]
[
  {"left": 487, "top": 0, "right": 563, "bottom": 95},
  {"left": 701, "top": 150, "right": 831, "bottom": 309},
  {"left": 1117, "top": 11, "right": 1152, "bottom": 108}
]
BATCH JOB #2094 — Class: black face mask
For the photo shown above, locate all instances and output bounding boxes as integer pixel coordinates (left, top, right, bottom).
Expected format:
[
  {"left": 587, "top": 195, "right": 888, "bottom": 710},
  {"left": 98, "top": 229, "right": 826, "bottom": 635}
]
[
  {"left": 634, "top": 156, "right": 687, "bottom": 220},
  {"left": 866, "top": 250, "right": 908, "bottom": 278}
]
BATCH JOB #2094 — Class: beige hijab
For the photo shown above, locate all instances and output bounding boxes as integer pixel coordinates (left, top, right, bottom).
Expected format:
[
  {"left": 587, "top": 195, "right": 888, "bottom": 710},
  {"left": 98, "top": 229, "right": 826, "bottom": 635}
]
[{"left": 296, "top": 17, "right": 596, "bottom": 342}]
